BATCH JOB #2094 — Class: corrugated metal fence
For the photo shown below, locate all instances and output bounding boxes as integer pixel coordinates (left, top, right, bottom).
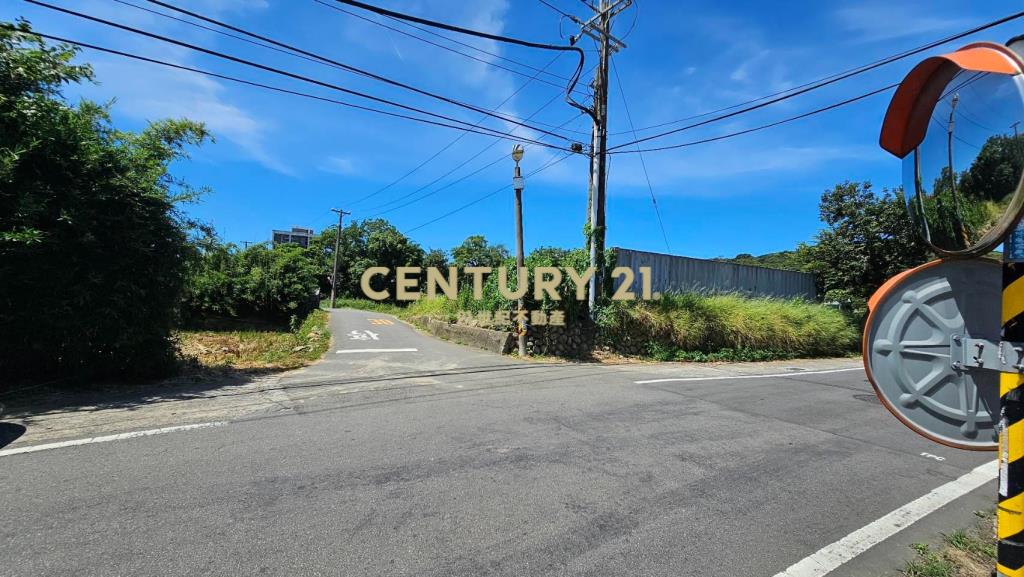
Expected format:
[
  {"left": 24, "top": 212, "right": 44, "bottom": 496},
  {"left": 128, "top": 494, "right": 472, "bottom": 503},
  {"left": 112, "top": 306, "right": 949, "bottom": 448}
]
[{"left": 613, "top": 248, "right": 818, "bottom": 300}]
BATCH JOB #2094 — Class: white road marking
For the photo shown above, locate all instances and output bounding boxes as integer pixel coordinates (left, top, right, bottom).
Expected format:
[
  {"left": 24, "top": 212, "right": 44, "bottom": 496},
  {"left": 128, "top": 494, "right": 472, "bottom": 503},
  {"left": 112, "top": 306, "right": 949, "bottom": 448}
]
[
  {"left": 634, "top": 367, "right": 862, "bottom": 384},
  {"left": 336, "top": 348, "right": 418, "bottom": 354},
  {"left": 772, "top": 460, "right": 997, "bottom": 577},
  {"left": 0, "top": 421, "right": 228, "bottom": 458}
]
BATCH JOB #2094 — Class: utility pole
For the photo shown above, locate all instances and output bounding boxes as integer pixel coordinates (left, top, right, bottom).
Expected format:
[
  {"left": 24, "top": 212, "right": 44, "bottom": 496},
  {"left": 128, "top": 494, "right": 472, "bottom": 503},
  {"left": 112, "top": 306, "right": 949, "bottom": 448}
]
[
  {"left": 572, "top": 0, "right": 631, "bottom": 316},
  {"left": 512, "top": 145, "right": 527, "bottom": 357},
  {"left": 329, "top": 208, "right": 350, "bottom": 309}
]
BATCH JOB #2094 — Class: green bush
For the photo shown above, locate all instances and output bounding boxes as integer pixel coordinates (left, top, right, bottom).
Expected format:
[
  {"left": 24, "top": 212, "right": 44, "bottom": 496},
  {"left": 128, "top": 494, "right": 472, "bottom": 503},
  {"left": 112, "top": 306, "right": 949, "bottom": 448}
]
[
  {"left": 598, "top": 292, "right": 858, "bottom": 358},
  {"left": 182, "top": 241, "right": 321, "bottom": 329},
  {"left": 0, "top": 25, "right": 210, "bottom": 381}
]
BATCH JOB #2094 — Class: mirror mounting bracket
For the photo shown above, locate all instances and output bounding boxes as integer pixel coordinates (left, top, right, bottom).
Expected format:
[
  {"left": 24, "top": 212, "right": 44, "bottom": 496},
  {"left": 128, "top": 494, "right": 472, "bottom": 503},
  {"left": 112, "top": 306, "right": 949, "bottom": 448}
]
[{"left": 951, "top": 335, "right": 1024, "bottom": 372}]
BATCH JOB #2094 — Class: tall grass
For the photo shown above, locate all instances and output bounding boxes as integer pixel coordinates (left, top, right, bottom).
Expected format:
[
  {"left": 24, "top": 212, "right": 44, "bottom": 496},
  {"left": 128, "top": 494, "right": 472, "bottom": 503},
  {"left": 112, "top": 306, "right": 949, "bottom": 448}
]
[
  {"left": 330, "top": 296, "right": 459, "bottom": 321},
  {"left": 597, "top": 292, "right": 858, "bottom": 358}
]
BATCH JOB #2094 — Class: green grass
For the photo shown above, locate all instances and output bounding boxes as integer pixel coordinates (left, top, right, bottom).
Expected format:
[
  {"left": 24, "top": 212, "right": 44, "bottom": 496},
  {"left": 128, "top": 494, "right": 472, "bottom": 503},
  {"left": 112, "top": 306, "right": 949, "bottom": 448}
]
[
  {"left": 329, "top": 296, "right": 459, "bottom": 322},
  {"left": 599, "top": 292, "right": 859, "bottom": 359},
  {"left": 176, "top": 309, "right": 331, "bottom": 370},
  {"left": 904, "top": 544, "right": 955, "bottom": 577},
  {"left": 899, "top": 511, "right": 995, "bottom": 577},
  {"left": 331, "top": 292, "right": 859, "bottom": 362}
]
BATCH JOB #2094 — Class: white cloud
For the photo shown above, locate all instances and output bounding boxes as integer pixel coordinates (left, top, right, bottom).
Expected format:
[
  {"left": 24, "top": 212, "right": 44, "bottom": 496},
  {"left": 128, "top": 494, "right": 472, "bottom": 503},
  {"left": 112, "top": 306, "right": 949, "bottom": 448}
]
[
  {"left": 60, "top": 0, "right": 288, "bottom": 173},
  {"left": 835, "top": 3, "right": 970, "bottom": 43},
  {"left": 320, "top": 156, "right": 358, "bottom": 175},
  {"left": 89, "top": 55, "right": 291, "bottom": 174}
]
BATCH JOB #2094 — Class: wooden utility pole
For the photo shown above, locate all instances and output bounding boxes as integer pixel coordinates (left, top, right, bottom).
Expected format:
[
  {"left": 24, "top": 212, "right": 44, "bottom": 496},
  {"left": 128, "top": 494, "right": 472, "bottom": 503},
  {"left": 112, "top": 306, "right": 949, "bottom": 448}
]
[
  {"left": 575, "top": 0, "right": 631, "bottom": 315},
  {"left": 329, "top": 208, "right": 350, "bottom": 309}
]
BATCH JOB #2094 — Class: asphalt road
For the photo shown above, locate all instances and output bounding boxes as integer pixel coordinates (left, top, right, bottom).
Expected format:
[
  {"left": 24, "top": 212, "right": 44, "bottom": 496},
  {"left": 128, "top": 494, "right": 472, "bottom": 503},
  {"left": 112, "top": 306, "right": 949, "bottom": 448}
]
[{"left": 0, "top": 309, "right": 995, "bottom": 576}]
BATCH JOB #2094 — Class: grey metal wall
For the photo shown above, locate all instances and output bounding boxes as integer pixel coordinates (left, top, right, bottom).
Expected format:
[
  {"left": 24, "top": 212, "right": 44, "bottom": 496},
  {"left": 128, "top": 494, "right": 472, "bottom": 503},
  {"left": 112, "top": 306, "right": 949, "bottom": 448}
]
[{"left": 613, "top": 248, "right": 818, "bottom": 300}]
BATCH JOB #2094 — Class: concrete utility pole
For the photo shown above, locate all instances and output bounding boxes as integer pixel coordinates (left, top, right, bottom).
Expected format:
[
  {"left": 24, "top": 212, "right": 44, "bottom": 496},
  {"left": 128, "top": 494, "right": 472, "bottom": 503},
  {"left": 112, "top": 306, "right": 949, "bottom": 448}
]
[
  {"left": 329, "top": 208, "right": 350, "bottom": 309},
  {"left": 573, "top": 0, "right": 631, "bottom": 315},
  {"left": 512, "top": 145, "right": 527, "bottom": 357}
]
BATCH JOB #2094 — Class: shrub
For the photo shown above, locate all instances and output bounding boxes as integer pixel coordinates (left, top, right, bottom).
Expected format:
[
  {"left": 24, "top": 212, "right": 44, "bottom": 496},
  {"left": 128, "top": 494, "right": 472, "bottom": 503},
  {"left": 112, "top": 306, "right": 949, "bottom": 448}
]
[
  {"left": 597, "top": 292, "right": 858, "bottom": 358},
  {"left": 182, "top": 241, "right": 321, "bottom": 329},
  {"left": 0, "top": 25, "right": 210, "bottom": 381}
]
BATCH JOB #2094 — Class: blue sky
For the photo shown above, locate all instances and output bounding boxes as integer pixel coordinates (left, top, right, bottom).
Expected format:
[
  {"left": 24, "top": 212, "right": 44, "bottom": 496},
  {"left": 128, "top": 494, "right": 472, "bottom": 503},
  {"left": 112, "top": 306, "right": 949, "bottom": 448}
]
[{"left": 4, "top": 0, "right": 1022, "bottom": 259}]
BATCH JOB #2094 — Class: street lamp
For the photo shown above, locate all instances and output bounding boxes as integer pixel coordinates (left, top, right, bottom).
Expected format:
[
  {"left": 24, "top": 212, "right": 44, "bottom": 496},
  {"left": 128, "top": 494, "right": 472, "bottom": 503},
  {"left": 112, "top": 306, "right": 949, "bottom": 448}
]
[{"left": 512, "top": 145, "right": 526, "bottom": 357}]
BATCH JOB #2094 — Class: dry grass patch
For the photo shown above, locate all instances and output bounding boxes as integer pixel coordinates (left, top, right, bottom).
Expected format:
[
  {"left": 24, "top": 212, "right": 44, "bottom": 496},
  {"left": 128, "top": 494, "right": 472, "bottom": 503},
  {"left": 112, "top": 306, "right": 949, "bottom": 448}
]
[{"left": 176, "top": 310, "right": 330, "bottom": 371}]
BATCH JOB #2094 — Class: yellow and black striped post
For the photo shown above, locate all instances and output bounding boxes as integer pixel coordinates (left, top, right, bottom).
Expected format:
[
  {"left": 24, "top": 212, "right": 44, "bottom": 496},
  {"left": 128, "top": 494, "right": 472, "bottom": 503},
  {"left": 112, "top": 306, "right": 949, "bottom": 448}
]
[{"left": 1000, "top": 240, "right": 1024, "bottom": 577}]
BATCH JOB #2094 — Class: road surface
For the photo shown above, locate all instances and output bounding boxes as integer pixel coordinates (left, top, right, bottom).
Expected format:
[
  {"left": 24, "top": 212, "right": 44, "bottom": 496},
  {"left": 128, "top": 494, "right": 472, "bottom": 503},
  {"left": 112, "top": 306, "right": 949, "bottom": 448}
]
[{"left": 0, "top": 308, "right": 995, "bottom": 576}]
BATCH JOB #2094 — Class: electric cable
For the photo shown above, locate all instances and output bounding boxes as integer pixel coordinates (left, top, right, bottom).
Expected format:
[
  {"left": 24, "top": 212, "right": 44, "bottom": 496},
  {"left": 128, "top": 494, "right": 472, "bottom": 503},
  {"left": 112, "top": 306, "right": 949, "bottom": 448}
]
[
  {"left": 350, "top": 53, "right": 568, "bottom": 207},
  {"left": 404, "top": 151, "right": 575, "bottom": 234},
  {"left": 611, "top": 83, "right": 898, "bottom": 154},
  {"left": 310, "top": 0, "right": 584, "bottom": 90},
  {"left": 13, "top": 27, "right": 565, "bottom": 149},
  {"left": 611, "top": 58, "right": 670, "bottom": 253},
  {"left": 141, "top": 0, "right": 576, "bottom": 142},
  {"left": 367, "top": 110, "right": 585, "bottom": 216},
  {"left": 331, "top": 0, "right": 594, "bottom": 121},
  {"left": 24, "top": 1, "right": 571, "bottom": 151},
  {"left": 607, "top": 8, "right": 1024, "bottom": 147}
]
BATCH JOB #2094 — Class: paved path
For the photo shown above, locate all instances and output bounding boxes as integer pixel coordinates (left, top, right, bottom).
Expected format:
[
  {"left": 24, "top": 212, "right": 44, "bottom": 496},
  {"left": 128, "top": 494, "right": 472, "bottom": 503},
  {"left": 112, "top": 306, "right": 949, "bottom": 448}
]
[{"left": 0, "top": 309, "right": 995, "bottom": 576}]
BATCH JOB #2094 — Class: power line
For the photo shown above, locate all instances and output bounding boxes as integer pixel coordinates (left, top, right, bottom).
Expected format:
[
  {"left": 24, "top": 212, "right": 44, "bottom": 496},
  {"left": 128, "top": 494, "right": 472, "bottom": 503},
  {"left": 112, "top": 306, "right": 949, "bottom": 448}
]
[
  {"left": 25, "top": 1, "right": 570, "bottom": 151},
  {"left": 310, "top": 0, "right": 589, "bottom": 97},
  {"left": 331, "top": 0, "right": 594, "bottom": 121},
  {"left": 141, "top": 0, "right": 577, "bottom": 143},
  {"left": 114, "top": 0, "right": 580, "bottom": 132},
  {"left": 610, "top": 59, "right": 670, "bottom": 253},
  {"left": 351, "top": 54, "right": 568, "bottom": 207},
  {"left": 404, "top": 152, "right": 575, "bottom": 234},
  {"left": 607, "top": 8, "right": 1024, "bottom": 149},
  {"left": 367, "top": 111, "right": 584, "bottom": 217},
  {"left": 16, "top": 27, "right": 567, "bottom": 149},
  {"left": 611, "top": 83, "right": 898, "bottom": 154}
]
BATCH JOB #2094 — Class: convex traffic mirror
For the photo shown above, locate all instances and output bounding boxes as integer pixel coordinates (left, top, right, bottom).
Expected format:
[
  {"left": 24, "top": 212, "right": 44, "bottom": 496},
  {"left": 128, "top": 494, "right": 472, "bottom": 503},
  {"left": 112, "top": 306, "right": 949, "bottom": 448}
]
[{"left": 880, "top": 43, "right": 1024, "bottom": 257}]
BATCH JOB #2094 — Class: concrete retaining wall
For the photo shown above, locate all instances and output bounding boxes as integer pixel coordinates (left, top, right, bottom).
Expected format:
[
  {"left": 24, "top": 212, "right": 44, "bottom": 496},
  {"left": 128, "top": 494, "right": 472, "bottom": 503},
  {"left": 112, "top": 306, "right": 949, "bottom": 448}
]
[{"left": 410, "top": 316, "right": 514, "bottom": 355}]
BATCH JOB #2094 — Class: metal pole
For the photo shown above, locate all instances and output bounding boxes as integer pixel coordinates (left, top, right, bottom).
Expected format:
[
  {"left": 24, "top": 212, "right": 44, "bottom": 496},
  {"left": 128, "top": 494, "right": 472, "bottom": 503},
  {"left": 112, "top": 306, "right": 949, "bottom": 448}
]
[
  {"left": 514, "top": 164, "right": 526, "bottom": 357},
  {"left": 587, "top": 0, "right": 611, "bottom": 317},
  {"left": 329, "top": 208, "right": 349, "bottom": 309},
  {"left": 998, "top": 39, "right": 1024, "bottom": 577},
  {"left": 1000, "top": 232, "right": 1024, "bottom": 577}
]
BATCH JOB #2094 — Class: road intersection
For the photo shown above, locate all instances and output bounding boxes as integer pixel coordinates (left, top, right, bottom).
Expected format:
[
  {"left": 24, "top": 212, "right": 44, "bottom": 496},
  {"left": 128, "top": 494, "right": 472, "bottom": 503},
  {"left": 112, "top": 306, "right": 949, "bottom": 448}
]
[{"left": 0, "top": 308, "right": 995, "bottom": 576}]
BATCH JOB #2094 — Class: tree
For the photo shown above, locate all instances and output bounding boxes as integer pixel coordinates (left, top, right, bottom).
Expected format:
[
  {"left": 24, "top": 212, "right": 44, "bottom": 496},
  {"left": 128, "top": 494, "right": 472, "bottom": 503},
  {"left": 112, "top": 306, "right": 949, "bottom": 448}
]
[
  {"left": 423, "top": 248, "right": 448, "bottom": 270},
  {"left": 452, "top": 235, "right": 509, "bottom": 269},
  {"left": 804, "top": 181, "right": 930, "bottom": 302},
  {"left": 719, "top": 250, "right": 810, "bottom": 271},
  {"left": 0, "top": 23, "right": 210, "bottom": 380},
  {"left": 308, "top": 218, "right": 425, "bottom": 301}
]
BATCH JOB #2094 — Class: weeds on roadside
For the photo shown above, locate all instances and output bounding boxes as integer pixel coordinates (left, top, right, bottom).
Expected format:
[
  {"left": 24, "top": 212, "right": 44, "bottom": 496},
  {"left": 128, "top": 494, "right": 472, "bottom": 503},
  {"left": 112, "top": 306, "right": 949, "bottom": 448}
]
[{"left": 901, "top": 511, "right": 996, "bottom": 577}]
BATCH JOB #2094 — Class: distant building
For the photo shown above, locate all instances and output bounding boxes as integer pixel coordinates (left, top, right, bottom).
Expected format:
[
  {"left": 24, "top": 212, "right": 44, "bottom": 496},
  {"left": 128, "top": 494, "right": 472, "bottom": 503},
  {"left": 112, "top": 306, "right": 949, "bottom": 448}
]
[{"left": 272, "top": 227, "right": 314, "bottom": 248}]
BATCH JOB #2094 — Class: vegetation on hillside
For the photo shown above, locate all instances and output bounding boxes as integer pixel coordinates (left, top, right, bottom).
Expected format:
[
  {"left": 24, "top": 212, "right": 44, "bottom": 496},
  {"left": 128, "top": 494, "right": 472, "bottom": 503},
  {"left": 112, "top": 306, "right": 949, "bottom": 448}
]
[{"left": 722, "top": 181, "right": 932, "bottom": 322}]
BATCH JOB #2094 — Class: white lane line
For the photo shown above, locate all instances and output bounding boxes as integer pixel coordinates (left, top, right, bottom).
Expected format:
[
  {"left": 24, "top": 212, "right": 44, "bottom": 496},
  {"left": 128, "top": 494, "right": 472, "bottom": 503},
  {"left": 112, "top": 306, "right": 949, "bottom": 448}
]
[
  {"left": 336, "top": 348, "right": 418, "bottom": 354},
  {"left": 0, "top": 421, "right": 228, "bottom": 458},
  {"left": 772, "top": 460, "right": 997, "bottom": 577},
  {"left": 634, "top": 367, "right": 862, "bottom": 384}
]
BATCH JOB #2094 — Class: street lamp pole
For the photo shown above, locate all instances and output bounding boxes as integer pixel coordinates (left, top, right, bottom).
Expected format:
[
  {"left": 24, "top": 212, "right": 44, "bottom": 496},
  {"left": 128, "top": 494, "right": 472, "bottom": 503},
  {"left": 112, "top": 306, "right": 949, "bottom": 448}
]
[{"left": 512, "top": 145, "right": 527, "bottom": 357}]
